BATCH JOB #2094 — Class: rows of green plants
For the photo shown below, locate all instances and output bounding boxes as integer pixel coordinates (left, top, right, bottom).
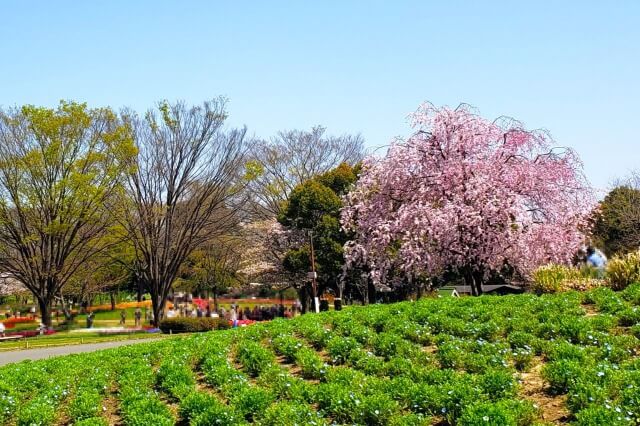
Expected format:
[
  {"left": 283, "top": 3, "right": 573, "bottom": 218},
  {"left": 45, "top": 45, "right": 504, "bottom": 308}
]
[{"left": 1, "top": 285, "right": 640, "bottom": 425}]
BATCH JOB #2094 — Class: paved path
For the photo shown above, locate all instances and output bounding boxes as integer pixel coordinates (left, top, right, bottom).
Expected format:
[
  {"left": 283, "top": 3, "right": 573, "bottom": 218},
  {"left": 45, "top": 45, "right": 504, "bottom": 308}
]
[{"left": 0, "top": 338, "right": 159, "bottom": 367}]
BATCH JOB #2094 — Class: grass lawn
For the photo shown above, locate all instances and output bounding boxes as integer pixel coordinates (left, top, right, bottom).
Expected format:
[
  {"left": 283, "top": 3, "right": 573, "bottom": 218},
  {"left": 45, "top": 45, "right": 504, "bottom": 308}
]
[{"left": 0, "top": 329, "right": 166, "bottom": 352}]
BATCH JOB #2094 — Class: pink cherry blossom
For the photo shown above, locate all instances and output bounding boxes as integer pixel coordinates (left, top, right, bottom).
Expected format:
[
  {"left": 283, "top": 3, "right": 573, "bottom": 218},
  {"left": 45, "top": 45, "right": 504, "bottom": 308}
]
[{"left": 341, "top": 103, "right": 595, "bottom": 294}]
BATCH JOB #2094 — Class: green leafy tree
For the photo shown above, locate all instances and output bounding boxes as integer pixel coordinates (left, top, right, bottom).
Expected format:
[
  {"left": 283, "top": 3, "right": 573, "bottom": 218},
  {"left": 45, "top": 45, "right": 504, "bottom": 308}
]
[
  {"left": 0, "top": 102, "right": 135, "bottom": 326},
  {"left": 591, "top": 185, "right": 640, "bottom": 256},
  {"left": 181, "top": 238, "right": 243, "bottom": 311},
  {"left": 278, "top": 163, "right": 358, "bottom": 312}
]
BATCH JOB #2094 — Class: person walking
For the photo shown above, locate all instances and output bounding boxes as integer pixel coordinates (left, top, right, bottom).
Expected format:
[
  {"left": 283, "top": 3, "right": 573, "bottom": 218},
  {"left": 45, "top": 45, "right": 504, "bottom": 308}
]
[
  {"left": 134, "top": 307, "right": 142, "bottom": 328},
  {"left": 586, "top": 246, "right": 607, "bottom": 277},
  {"left": 0, "top": 321, "right": 5, "bottom": 337},
  {"left": 119, "top": 309, "right": 126, "bottom": 326}
]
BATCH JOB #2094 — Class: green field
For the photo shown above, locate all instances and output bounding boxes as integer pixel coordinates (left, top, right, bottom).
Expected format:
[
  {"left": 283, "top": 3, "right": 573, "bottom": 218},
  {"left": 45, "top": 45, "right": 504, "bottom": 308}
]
[
  {"left": 1, "top": 285, "right": 640, "bottom": 425},
  {"left": 0, "top": 331, "right": 165, "bottom": 352}
]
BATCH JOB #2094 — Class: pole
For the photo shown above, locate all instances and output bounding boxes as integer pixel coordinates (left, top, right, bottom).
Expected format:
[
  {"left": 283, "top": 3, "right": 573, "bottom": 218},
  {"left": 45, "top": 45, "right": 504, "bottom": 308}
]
[{"left": 309, "top": 231, "right": 319, "bottom": 313}]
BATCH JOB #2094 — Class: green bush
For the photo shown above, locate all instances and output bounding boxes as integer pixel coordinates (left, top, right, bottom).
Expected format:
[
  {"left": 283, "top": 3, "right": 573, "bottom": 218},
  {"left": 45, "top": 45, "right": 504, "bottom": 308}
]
[
  {"left": 230, "top": 386, "right": 274, "bottom": 422},
  {"left": 607, "top": 250, "right": 640, "bottom": 290},
  {"left": 16, "top": 399, "right": 57, "bottom": 426},
  {"left": 617, "top": 307, "right": 640, "bottom": 326},
  {"left": 531, "top": 264, "right": 578, "bottom": 294},
  {"left": 542, "top": 359, "right": 586, "bottom": 394},
  {"left": 158, "top": 317, "right": 230, "bottom": 333},
  {"left": 574, "top": 405, "right": 633, "bottom": 425},
  {"left": 68, "top": 388, "right": 102, "bottom": 421},
  {"left": 190, "top": 397, "right": 244, "bottom": 426},
  {"left": 260, "top": 401, "right": 326, "bottom": 426},
  {"left": 73, "top": 417, "right": 109, "bottom": 426},
  {"left": 295, "top": 347, "right": 326, "bottom": 380},
  {"left": 360, "top": 392, "right": 402, "bottom": 426},
  {"left": 236, "top": 340, "right": 275, "bottom": 377},
  {"left": 458, "top": 399, "right": 537, "bottom": 426},
  {"left": 478, "top": 369, "right": 518, "bottom": 399}
]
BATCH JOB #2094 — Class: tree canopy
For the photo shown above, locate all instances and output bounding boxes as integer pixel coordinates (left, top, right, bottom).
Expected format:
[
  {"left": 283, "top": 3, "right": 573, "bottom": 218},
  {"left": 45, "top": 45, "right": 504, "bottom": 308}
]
[
  {"left": 0, "top": 101, "right": 135, "bottom": 325},
  {"left": 342, "top": 103, "right": 594, "bottom": 295},
  {"left": 278, "top": 163, "right": 359, "bottom": 309},
  {"left": 591, "top": 185, "right": 640, "bottom": 256}
]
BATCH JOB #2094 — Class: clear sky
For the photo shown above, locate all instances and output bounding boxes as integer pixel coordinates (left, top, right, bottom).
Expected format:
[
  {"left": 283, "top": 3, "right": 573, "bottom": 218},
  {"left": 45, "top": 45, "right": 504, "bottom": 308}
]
[{"left": 1, "top": 1, "right": 638, "bottom": 191}]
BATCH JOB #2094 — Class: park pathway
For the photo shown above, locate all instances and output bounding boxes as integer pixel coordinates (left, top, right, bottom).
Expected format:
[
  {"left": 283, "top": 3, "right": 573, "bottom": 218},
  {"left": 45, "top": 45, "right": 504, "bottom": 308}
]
[{"left": 0, "top": 338, "right": 158, "bottom": 366}]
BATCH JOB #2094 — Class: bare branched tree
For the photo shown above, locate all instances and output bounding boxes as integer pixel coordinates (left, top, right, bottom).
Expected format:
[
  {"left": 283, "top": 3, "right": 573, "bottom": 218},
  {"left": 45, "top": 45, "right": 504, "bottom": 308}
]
[
  {"left": 0, "top": 102, "right": 134, "bottom": 326},
  {"left": 119, "top": 98, "right": 249, "bottom": 325},
  {"left": 247, "top": 126, "right": 365, "bottom": 218}
]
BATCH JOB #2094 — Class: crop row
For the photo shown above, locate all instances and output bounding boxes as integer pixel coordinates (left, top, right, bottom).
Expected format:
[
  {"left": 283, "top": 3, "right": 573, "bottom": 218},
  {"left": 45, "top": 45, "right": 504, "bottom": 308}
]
[{"left": 1, "top": 284, "right": 640, "bottom": 425}]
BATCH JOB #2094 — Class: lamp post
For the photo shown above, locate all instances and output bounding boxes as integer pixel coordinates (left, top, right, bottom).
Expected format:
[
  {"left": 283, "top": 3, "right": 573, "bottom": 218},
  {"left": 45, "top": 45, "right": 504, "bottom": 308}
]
[{"left": 308, "top": 230, "right": 319, "bottom": 313}]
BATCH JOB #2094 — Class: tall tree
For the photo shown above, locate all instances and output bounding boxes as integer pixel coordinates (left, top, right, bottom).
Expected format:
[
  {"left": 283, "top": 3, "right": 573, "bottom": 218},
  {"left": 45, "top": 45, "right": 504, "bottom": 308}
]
[
  {"left": 118, "top": 99, "right": 248, "bottom": 325},
  {"left": 0, "top": 102, "right": 134, "bottom": 326},
  {"left": 185, "top": 238, "right": 243, "bottom": 311},
  {"left": 279, "top": 163, "right": 358, "bottom": 311},
  {"left": 591, "top": 184, "right": 640, "bottom": 256},
  {"left": 246, "top": 126, "right": 364, "bottom": 218},
  {"left": 342, "top": 103, "right": 594, "bottom": 296}
]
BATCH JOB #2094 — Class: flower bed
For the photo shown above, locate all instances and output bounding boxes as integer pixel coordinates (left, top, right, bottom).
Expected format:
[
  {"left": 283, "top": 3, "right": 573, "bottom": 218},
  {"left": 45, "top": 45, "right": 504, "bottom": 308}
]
[
  {"left": 1, "top": 286, "right": 640, "bottom": 425},
  {"left": 1, "top": 317, "right": 36, "bottom": 329}
]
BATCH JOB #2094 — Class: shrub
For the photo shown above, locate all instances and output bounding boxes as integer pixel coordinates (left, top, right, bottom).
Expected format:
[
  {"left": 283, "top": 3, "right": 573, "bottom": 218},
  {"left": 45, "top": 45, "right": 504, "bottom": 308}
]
[
  {"left": 607, "top": 250, "right": 640, "bottom": 290},
  {"left": 236, "top": 341, "right": 275, "bottom": 377},
  {"left": 16, "top": 399, "right": 56, "bottom": 426},
  {"left": 360, "top": 392, "right": 401, "bottom": 426},
  {"left": 271, "top": 335, "right": 303, "bottom": 362},
  {"left": 156, "top": 361, "right": 195, "bottom": 400},
  {"left": 326, "top": 336, "right": 360, "bottom": 364},
  {"left": 68, "top": 388, "right": 103, "bottom": 421},
  {"left": 478, "top": 369, "right": 518, "bottom": 399},
  {"left": 158, "top": 317, "right": 229, "bottom": 334},
  {"left": 295, "top": 347, "right": 326, "bottom": 380},
  {"left": 190, "top": 397, "right": 244, "bottom": 426},
  {"left": 617, "top": 307, "right": 640, "bottom": 326},
  {"left": 458, "top": 399, "right": 537, "bottom": 426},
  {"left": 542, "top": 359, "right": 586, "bottom": 394},
  {"left": 574, "top": 405, "right": 633, "bottom": 426},
  {"left": 230, "top": 386, "right": 274, "bottom": 422},
  {"left": 260, "top": 401, "right": 326, "bottom": 426},
  {"left": 531, "top": 264, "right": 603, "bottom": 294},
  {"left": 73, "top": 417, "right": 109, "bottom": 426},
  {"left": 179, "top": 392, "right": 219, "bottom": 421}
]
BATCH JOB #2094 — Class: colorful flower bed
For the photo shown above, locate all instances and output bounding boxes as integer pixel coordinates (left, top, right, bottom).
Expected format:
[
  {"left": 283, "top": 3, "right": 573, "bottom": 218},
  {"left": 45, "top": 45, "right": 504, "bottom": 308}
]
[
  {"left": 0, "top": 317, "right": 36, "bottom": 329},
  {"left": 1, "top": 285, "right": 640, "bottom": 425}
]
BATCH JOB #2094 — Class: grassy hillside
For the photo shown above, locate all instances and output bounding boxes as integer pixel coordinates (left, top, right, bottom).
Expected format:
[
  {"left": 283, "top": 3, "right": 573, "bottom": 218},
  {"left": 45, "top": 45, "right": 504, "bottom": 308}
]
[{"left": 1, "top": 285, "right": 640, "bottom": 426}]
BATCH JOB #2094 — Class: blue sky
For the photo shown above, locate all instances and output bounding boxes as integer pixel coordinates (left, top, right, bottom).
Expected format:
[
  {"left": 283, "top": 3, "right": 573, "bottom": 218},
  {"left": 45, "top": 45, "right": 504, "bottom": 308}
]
[{"left": 1, "top": 1, "right": 638, "bottom": 191}]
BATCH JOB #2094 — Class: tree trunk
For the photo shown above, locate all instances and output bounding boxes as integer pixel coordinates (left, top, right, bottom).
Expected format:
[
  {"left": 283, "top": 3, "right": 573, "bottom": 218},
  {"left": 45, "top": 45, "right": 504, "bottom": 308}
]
[
  {"left": 110, "top": 292, "right": 116, "bottom": 310},
  {"left": 151, "top": 295, "right": 166, "bottom": 327},
  {"left": 464, "top": 269, "right": 484, "bottom": 296},
  {"left": 473, "top": 270, "right": 484, "bottom": 296},
  {"left": 136, "top": 277, "right": 143, "bottom": 302},
  {"left": 213, "top": 290, "right": 218, "bottom": 313},
  {"left": 37, "top": 297, "right": 52, "bottom": 328},
  {"left": 297, "top": 286, "right": 309, "bottom": 314}
]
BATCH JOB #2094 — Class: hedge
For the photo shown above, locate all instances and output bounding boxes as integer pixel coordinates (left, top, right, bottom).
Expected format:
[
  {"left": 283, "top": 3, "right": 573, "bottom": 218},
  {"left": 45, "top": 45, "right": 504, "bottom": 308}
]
[{"left": 159, "top": 317, "right": 230, "bottom": 334}]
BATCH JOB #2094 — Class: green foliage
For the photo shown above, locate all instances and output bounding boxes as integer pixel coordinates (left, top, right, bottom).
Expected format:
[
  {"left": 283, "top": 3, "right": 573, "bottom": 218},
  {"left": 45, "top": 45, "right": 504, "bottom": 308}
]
[
  {"left": 458, "top": 399, "right": 538, "bottom": 426},
  {"left": 591, "top": 185, "right": 640, "bottom": 257},
  {"left": 236, "top": 340, "right": 276, "bottom": 377},
  {"left": 260, "top": 401, "right": 325, "bottom": 426},
  {"left": 278, "top": 163, "right": 359, "bottom": 295},
  {"left": 158, "top": 317, "right": 230, "bottom": 333},
  {"left": 2, "top": 290, "right": 640, "bottom": 425},
  {"left": 230, "top": 386, "right": 274, "bottom": 421},
  {"left": 531, "top": 264, "right": 602, "bottom": 294},
  {"left": 607, "top": 250, "right": 640, "bottom": 290}
]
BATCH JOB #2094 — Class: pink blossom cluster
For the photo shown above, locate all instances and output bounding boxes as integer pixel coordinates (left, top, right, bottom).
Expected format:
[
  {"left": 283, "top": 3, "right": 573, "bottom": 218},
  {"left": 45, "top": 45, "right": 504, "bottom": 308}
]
[{"left": 341, "top": 103, "right": 595, "bottom": 288}]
